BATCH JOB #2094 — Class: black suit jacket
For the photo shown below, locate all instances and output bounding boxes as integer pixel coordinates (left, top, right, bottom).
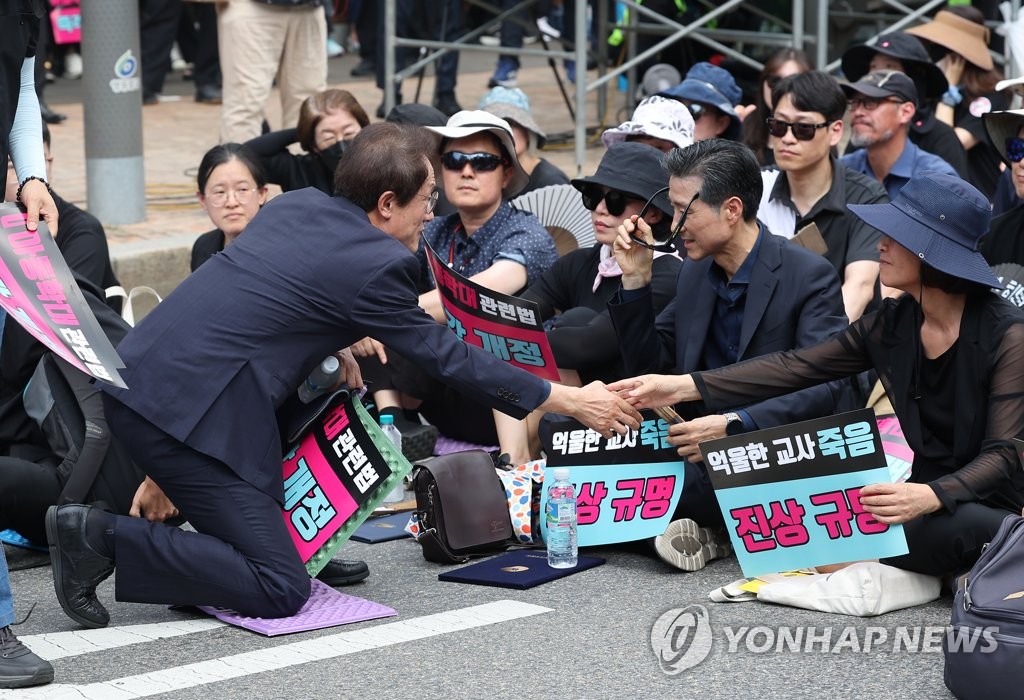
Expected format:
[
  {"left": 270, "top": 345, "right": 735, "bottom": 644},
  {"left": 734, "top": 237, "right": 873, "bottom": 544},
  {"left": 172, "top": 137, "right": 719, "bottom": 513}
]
[
  {"left": 102, "top": 188, "right": 549, "bottom": 502},
  {"left": 609, "top": 228, "right": 854, "bottom": 428}
]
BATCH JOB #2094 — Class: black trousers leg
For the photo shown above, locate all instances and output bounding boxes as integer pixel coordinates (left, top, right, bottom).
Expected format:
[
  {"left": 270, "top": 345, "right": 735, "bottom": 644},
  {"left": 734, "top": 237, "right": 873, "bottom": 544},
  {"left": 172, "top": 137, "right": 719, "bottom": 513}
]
[
  {"left": 139, "top": 0, "right": 183, "bottom": 97},
  {"left": 104, "top": 396, "right": 310, "bottom": 618},
  {"left": 881, "top": 502, "right": 1015, "bottom": 576},
  {"left": 0, "top": 456, "right": 60, "bottom": 544}
]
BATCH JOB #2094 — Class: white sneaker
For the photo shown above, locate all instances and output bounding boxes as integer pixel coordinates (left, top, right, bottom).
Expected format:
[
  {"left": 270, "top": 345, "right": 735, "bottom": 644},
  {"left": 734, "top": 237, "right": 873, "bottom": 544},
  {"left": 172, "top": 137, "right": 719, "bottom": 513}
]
[
  {"left": 537, "top": 16, "right": 561, "bottom": 39},
  {"left": 64, "top": 51, "right": 82, "bottom": 80},
  {"left": 327, "top": 38, "right": 345, "bottom": 58},
  {"left": 655, "top": 518, "right": 732, "bottom": 571},
  {"left": 479, "top": 31, "right": 500, "bottom": 47}
]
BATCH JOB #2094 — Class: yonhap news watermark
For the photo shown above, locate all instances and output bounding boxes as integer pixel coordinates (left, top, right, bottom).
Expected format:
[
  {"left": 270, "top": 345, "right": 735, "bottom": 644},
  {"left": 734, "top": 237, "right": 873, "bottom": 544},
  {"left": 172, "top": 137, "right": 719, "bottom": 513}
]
[{"left": 650, "top": 605, "right": 998, "bottom": 675}]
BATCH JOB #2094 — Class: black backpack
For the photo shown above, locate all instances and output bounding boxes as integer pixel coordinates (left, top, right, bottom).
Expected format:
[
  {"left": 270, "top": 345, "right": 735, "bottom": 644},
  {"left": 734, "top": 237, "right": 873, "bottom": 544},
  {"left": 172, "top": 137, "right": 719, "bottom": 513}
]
[{"left": 22, "top": 353, "right": 144, "bottom": 512}]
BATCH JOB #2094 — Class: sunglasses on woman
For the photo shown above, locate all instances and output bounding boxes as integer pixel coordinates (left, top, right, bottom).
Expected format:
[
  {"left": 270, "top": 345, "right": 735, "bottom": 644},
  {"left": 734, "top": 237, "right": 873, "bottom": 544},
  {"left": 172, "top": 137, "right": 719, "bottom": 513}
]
[
  {"left": 765, "top": 117, "right": 830, "bottom": 141},
  {"left": 441, "top": 151, "right": 507, "bottom": 172},
  {"left": 630, "top": 186, "right": 700, "bottom": 250},
  {"left": 579, "top": 185, "right": 643, "bottom": 217},
  {"left": 1006, "top": 137, "right": 1024, "bottom": 163}
]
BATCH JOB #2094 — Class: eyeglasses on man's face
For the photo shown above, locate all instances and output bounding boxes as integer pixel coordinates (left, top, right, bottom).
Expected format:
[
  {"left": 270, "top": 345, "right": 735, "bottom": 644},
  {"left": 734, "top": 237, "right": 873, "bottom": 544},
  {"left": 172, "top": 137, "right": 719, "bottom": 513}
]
[
  {"left": 847, "top": 96, "right": 904, "bottom": 112},
  {"left": 631, "top": 186, "right": 699, "bottom": 250},
  {"left": 441, "top": 151, "right": 507, "bottom": 173},
  {"left": 417, "top": 189, "right": 440, "bottom": 213},
  {"left": 765, "top": 117, "right": 830, "bottom": 141}
]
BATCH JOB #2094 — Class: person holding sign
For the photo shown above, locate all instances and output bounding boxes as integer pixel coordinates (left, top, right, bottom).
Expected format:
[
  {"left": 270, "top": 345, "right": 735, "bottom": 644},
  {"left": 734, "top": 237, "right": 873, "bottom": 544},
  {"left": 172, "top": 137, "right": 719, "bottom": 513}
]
[
  {"left": 0, "top": 0, "right": 57, "bottom": 687},
  {"left": 608, "top": 138, "right": 856, "bottom": 571},
  {"left": 44, "top": 122, "right": 641, "bottom": 627},
  {"left": 355, "top": 110, "right": 558, "bottom": 463},
  {"left": 613, "top": 171, "right": 1024, "bottom": 578}
]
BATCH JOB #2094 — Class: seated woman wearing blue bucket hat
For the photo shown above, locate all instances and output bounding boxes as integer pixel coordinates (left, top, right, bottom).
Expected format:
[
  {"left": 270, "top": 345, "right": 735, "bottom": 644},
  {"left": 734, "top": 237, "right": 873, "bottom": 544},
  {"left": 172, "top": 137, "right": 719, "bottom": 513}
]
[{"left": 611, "top": 171, "right": 1024, "bottom": 576}]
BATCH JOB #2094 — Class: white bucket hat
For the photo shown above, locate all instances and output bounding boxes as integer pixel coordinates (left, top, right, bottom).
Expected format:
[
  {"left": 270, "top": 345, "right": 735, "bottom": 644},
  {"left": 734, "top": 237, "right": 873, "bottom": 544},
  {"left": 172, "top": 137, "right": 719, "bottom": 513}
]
[
  {"left": 425, "top": 110, "right": 529, "bottom": 198},
  {"left": 601, "top": 95, "right": 695, "bottom": 151}
]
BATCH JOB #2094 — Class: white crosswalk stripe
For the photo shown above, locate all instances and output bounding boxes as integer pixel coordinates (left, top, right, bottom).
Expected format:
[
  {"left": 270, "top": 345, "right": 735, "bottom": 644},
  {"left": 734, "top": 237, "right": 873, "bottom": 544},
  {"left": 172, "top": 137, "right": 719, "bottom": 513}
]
[{"left": 4, "top": 600, "right": 552, "bottom": 698}]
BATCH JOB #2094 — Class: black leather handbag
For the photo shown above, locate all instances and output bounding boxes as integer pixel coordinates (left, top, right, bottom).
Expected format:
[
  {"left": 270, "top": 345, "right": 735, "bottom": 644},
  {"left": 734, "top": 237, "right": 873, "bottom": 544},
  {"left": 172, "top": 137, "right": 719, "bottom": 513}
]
[{"left": 412, "top": 450, "right": 516, "bottom": 564}]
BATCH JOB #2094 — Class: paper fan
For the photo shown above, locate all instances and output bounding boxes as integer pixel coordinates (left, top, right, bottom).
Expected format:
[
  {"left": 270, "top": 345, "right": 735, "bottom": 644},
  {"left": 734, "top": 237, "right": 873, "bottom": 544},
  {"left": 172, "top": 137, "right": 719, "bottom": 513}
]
[
  {"left": 992, "top": 262, "right": 1024, "bottom": 307},
  {"left": 511, "top": 184, "right": 595, "bottom": 256}
]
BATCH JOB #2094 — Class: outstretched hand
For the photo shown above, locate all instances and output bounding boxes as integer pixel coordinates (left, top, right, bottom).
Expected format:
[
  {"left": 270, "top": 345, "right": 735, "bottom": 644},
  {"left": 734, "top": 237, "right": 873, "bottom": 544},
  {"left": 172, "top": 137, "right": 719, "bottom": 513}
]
[{"left": 607, "top": 374, "right": 697, "bottom": 409}]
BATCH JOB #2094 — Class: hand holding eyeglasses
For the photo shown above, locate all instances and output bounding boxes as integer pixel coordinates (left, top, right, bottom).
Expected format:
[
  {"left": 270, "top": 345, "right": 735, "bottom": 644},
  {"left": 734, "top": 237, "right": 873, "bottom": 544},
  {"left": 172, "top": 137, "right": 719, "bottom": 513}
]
[{"left": 612, "top": 212, "right": 656, "bottom": 289}]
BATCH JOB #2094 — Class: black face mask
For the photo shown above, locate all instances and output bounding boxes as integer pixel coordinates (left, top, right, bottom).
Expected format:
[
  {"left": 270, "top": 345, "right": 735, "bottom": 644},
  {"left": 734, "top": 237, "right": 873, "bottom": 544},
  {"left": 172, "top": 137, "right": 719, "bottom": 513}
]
[{"left": 318, "top": 140, "right": 351, "bottom": 174}]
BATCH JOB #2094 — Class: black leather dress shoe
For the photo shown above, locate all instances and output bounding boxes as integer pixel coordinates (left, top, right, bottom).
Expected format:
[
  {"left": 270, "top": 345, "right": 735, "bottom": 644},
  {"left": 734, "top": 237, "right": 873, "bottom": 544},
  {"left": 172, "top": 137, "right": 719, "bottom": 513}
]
[
  {"left": 315, "top": 559, "right": 369, "bottom": 587},
  {"left": 39, "top": 102, "right": 66, "bottom": 124},
  {"left": 45, "top": 505, "right": 115, "bottom": 629}
]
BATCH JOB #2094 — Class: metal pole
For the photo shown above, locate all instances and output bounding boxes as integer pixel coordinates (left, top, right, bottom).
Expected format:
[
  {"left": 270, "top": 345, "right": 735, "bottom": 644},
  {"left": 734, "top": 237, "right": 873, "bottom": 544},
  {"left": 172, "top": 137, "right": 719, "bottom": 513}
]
[
  {"left": 81, "top": 0, "right": 144, "bottom": 225},
  {"left": 384, "top": 0, "right": 396, "bottom": 117},
  {"left": 575, "top": 0, "right": 586, "bottom": 176},
  {"left": 816, "top": 0, "right": 828, "bottom": 74}
]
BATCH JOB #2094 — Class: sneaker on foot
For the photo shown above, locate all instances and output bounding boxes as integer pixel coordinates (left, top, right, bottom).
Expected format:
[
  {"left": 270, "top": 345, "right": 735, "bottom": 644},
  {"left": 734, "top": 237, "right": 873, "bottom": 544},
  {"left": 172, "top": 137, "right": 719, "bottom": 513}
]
[
  {"left": 327, "top": 37, "right": 345, "bottom": 58},
  {"left": 655, "top": 518, "right": 732, "bottom": 571},
  {"left": 537, "top": 16, "right": 561, "bottom": 39},
  {"left": 0, "top": 626, "right": 54, "bottom": 689},
  {"left": 488, "top": 58, "right": 519, "bottom": 88}
]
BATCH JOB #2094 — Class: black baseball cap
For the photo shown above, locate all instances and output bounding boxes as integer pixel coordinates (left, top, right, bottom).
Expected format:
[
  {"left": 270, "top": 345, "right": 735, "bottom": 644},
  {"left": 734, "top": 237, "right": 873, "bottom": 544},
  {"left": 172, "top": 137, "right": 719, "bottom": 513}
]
[{"left": 841, "top": 70, "right": 919, "bottom": 108}]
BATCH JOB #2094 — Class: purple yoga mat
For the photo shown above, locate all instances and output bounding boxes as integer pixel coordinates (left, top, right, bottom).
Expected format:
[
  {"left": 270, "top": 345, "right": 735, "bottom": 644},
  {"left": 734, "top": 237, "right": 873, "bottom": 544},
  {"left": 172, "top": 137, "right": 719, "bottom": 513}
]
[{"left": 196, "top": 579, "right": 396, "bottom": 636}]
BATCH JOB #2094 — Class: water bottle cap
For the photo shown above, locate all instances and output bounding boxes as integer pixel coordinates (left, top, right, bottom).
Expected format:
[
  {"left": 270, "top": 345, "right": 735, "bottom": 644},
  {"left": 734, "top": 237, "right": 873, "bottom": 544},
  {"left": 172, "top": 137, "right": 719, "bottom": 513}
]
[
  {"left": 553, "top": 467, "right": 570, "bottom": 481},
  {"left": 322, "top": 355, "right": 340, "bottom": 371},
  {"left": 380, "top": 414, "right": 394, "bottom": 425}
]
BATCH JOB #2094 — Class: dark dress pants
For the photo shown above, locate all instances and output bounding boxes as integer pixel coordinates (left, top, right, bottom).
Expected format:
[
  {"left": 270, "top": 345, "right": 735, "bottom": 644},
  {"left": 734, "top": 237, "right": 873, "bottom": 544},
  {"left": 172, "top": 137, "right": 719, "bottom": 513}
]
[{"left": 103, "top": 395, "right": 310, "bottom": 619}]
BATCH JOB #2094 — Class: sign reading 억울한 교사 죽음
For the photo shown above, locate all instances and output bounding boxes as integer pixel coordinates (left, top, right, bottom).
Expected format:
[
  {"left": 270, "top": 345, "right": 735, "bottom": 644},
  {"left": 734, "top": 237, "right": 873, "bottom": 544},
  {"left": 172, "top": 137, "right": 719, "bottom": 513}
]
[
  {"left": 424, "top": 239, "right": 560, "bottom": 381},
  {"left": 540, "top": 413, "right": 686, "bottom": 546},
  {"left": 0, "top": 204, "right": 126, "bottom": 388},
  {"left": 700, "top": 408, "right": 909, "bottom": 578}
]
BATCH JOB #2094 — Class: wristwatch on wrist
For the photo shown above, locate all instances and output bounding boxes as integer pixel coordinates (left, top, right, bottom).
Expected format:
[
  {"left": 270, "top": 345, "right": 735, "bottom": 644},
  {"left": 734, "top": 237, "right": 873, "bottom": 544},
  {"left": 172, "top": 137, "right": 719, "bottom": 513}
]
[
  {"left": 941, "top": 85, "right": 963, "bottom": 107},
  {"left": 723, "top": 412, "right": 745, "bottom": 436}
]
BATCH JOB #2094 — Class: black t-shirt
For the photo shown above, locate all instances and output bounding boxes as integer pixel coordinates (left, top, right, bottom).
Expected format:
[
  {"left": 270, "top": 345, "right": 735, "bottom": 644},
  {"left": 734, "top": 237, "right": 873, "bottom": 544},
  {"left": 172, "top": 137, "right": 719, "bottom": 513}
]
[
  {"left": 190, "top": 229, "right": 225, "bottom": 272},
  {"left": 982, "top": 204, "right": 1024, "bottom": 266},
  {"left": 955, "top": 90, "right": 1010, "bottom": 199},
  {"left": 518, "top": 159, "right": 570, "bottom": 196},
  {"left": 909, "top": 107, "right": 968, "bottom": 179}
]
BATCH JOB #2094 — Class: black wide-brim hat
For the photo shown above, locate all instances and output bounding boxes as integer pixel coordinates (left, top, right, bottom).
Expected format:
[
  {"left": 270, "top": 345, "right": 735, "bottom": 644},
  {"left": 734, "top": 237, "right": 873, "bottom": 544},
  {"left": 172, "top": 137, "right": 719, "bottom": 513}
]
[
  {"left": 841, "top": 32, "right": 948, "bottom": 101},
  {"left": 570, "top": 142, "right": 672, "bottom": 216},
  {"left": 847, "top": 171, "right": 1001, "bottom": 289}
]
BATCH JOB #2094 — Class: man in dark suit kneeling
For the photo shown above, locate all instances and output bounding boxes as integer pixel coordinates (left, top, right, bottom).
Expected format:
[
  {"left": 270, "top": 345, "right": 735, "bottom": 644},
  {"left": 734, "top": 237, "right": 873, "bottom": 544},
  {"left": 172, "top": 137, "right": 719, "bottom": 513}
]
[{"left": 44, "top": 123, "right": 641, "bottom": 628}]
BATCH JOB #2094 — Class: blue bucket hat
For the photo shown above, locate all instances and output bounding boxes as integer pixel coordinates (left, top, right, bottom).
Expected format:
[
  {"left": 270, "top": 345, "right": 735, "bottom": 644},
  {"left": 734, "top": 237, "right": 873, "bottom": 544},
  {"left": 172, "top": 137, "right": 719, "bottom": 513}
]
[
  {"left": 659, "top": 62, "right": 742, "bottom": 138},
  {"left": 847, "top": 172, "right": 1001, "bottom": 288}
]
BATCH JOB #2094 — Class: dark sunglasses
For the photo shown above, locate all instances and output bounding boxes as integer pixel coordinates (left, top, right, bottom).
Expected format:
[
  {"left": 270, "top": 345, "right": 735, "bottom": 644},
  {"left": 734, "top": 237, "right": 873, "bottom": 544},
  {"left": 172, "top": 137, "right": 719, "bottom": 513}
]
[
  {"left": 1007, "top": 137, "right": 1024, "bottom": 163},
  {"left": 579, "top": 185, "right": 642, "bottom": 217},
  {"left": 766, "top": 117, "right": 830, "bottom": 141},
  {"left": 441, "top": 151, "right": 507, "bottom": 172},
  {"left": 632, "top": 186, "right": 699, "bottom": 250}
]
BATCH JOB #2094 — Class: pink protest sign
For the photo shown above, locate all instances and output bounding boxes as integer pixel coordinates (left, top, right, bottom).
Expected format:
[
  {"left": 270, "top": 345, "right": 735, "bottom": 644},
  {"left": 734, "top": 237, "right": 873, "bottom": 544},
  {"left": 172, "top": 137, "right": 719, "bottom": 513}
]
[
  {"left": 0, "top": 205, "right": 126, "bottom": 388},
  {"left": 282, "top": 393, "right": 410, "bottom": 571},
  {"left": 424, "top": 240, "right": 559, "bottom": 381},
  {"left": 50, "top": 2, "right": 81, "bottom": 45}
]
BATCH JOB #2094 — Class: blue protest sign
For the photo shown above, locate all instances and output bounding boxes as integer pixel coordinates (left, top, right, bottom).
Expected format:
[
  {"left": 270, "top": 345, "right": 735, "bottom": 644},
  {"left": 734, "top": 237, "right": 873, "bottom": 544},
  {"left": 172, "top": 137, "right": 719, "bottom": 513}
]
[
  {"left": 700, "top": 408, "right": 908, "bottom": 577},
  {"left": 541, "top": 415, "right": 685, "bottom": 546}
]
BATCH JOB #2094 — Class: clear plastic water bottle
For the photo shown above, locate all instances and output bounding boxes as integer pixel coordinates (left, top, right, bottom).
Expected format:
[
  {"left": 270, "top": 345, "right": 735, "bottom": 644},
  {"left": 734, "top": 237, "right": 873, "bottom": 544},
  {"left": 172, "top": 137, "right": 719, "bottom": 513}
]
[
  {"left": 545, "top": 467, "right": 578, "bottom": 568},
  {"left": 298, "top": 355, "right": 341, "bottom": 403},
  {"left": 379, "top": 415, "right": 405, "bottom": 504}
]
